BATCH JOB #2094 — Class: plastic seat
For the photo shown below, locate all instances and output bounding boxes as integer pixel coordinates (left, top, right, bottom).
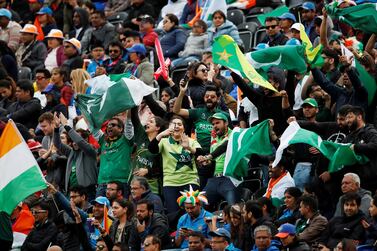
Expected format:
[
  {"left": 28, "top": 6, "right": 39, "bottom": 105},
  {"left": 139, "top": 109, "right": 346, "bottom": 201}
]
[
  {"left": 239, "top": 30, "right": 253, "bottom": 52},
  {"left": 253, "top": 28, "right": 267, "bottom": 47},
  {"left": 171, "top": 67, "right": 188, "bottom": 85},
  {"left": 18, "top": 66, "right": 32, "bottom": 80},
  {"left": 286, "top": 0, "right": 305, "bottom": 9},
  {"left": 237, "top": 21, "right": 259, "bottom": 33},
  {"left": 227, "top": 8, "right": 245, "bottom": 26},
  {"left": 107, "top": 12, "right": 128, "bottom": 25}
]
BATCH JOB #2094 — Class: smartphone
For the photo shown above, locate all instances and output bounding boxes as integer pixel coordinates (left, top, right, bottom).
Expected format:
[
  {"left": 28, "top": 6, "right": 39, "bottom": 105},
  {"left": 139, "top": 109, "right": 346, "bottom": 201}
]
[
  {"left": 181, "top": 72, "right": 189, "bottom": 87},
  {"left": 205, "top": 217, "right": 212, "bottom": 223}
]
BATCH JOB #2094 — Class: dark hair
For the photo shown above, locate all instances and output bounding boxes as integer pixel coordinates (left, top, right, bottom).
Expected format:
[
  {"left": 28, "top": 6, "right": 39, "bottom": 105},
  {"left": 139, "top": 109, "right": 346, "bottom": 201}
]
[
  {"left": 191, "top": 62, "right": 208, "bottom": 77},
  {"left": 0, "top": 79, "right": 16, "bottom": 99},
  {"left": 161, "top": 87, "right": 175, "bottom": 100},
  {"left": 165, "top": 13, "right": 179, "bottom": 26},
  {"left": 69, "top": 185, "right": 88, "bottom": 198},
  {"left": 284, "top": 187, "right": 302, "bottom": 199},
  {"left": 244, "top": 200, "right": 263, "bottom": 218},
  {"left": 205, "top": 85, "right": 221, "bottom": 97},
  {"left": 38, "top": 112, "right": 54, "bottom": 123},
  {"left": 153, "top": 116, "right": 167, "bottom": 133},
  {"left": 76, "top": 128, "right": 90, "bottom": 140},
  {"left": 322, "top": 47, "right": 340, "bottom": 67},
  {"left": 108, "top": 40, "right": 124, "bottom": 53},
  {"left": 137, "top": 199, "right": 154, "bottom": 212},
  {"left": 132, "top": 176, "right": 150, "bottom": 190},
  {"left": 373, "top": 194, "right": 377, "bottom": 207},
  {"left": 83, "top": 1, "right": 95, "bottom": 12},
  {"left": 338, "top": 105, "right": 354, "bottom": 117},
  {"left": 34, "top": 199, "right": 51, "bottom": 215},
  {"left": 35, "top": 68, "right": 52, "bottom": 79},
  {"left": 114, "top": 198, "right": 134, "bottom": 219},
  {"left": 265, "top": 17, "right": 279, "bottom": 24},
  {"left": 108, "top": 117, "right": 125, "bottom": 133},
  {"left": 194, "top": 19, "right": 208, "bottom": 31},
  {"left": 17, "top": 79, "right": 34, "bottom": 97},
  {"left": 188, "top": 231, "right": 206, "bottom": 242},
  {"left": 276, "top": 156, "right": 290, "bottom": 169},
  {"left": 108, "top": 181, "right": 124, "bottom": 195},
  {"left": 257, "top": 197, "right": 275, "bottom": 217},
  {"left": 60, "top": 131, "right": 73, "bottom": 145},
  {"left": 51, "top": 67, "right": 68, "bottom": 82},
  {"left": 342, "top": 192, "right": 361, "bottom": 207},
  {"left": 212, "top": 10, "right": 226, "bottom": 21},
  {"left": 169, "top": 115, "right": 186, "bottom": 128},
  {"left": 340, "top": 238, "right": 357, "bottom": 251},
  {"left": 345, "top": 106, "right": 365, "bottom": 121},
  {"left": 145, "top": 235, "right": 161, "bottom": 248},
  {"left": 300, "top": 194, "right": 318, "bottom": 212},
  {"left": 92, "top": 10, "right": 106, "bottom": 19},
  {"left": 0, "top": 40, "right": 16, "bottom": 60}
]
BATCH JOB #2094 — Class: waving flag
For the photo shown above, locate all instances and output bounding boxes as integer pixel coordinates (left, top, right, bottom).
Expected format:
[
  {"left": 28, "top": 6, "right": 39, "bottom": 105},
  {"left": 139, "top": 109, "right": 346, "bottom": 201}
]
[{"left": 201, "top": 0, "right": 227, "bottom": 21}]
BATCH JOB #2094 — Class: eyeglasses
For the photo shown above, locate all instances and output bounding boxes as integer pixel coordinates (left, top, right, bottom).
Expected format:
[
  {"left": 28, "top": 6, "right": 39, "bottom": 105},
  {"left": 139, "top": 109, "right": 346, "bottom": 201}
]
[
  {"left": 265, "top": 25, "right": 278, "bottom": 29},
  {"left": 197, "top": 68, "right": 209, "bottom": 73},
  {"left": 96, "top": 245, "right": 106, "bottom": 250},
  {"left": 31, "top": 210, "right": 47, "bottom": 215},
  {"left": 35, "top": 76, "right": 45, "bottom": 80},
  {"left": 107, "top": 123, "right": 120, "bottom": 128}
]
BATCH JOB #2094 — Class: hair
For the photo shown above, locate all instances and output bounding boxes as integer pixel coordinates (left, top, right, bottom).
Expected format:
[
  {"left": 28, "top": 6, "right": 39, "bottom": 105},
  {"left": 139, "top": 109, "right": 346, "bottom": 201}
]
[
  {"left": 359, "top": 51, "right": 376, "bottom": 75},
  {"left": 340, "top": 238, "right": 357, "bottom": 251},
  {"left": 17, "top": 79, "right": 34, "bottom": 97},
  {"left": 108, "top": 181, "right": 124, "bottom": 195},
  {"left": 191, "top": 61, "right": 208, "bottom": 78},
  {"left": 145, "top": 235, "right": 161, "bottom": 248},
  {"left": 76, "top": 128, "right": 90, "bottom": 140},
  {"left": 38, "top": 112, "right": 54, "bottom": 123},
  {"left": 36, "top": 68, "right": 52, "bottom": 79},
  {"left": 194, "top": 19, "right": 208, "bottom": 31},
  {"left": 161, "top": 87, "right": 175, "bottom": 101},
  {"left": 114, "top": 198, "right": 134, "bottom": 219},
  {"left": 169, "top": 115, "right": 186, "bottom": 128},
  {"left": 39, "top": 13, "right": 56, "bottom": 25},
  {"left": 254, "top": 225, "right": 272, "bottom": 236},
  {"left": 108, "top": 40, "right": 124, "bottom": 53},
  {"left": 131, "top": 176, "right": 150, "bottom": 190},
  {"left": 92, "top": 10, "right": 106, "bottom": 19},
  {"left": 212, "top": 10, "right": 226, "bottom": 21},
  {"left": 322, "top": 47, "right": 340, "bottom": 67},
  {"left": 83, "top": 1, "right": 95, "bottom": 12},
  {"left": 344, "top": 173, "right": 361, "bottom": 187},
  {"left": 284, "top": 187, "right": 303, "bottom": 199},
  {"left": 165, "top": 13, "right": 179, "bottom": 26},
  {"left": 338, "top": 104, "right": 354, "bottom": 117},
  {"left": 136, "top": 199, "right": 154, "bottom": 212},
  {"left": 60, "top": 131, "right": 73, "bottom": 145},
  {"left": 0, "top": 40, "right": 16, "bottom": 60},
  {"left": 34, "top": 199, "right": 51, "bottom": 215},
  {"left": 153, "top": 116, "right": 167, "bottom": 133},
  {"left": 244, "top": 200, "right": 263, "bottom": 219},
  {"left": 373, "top": 194, "right": 377, "bottom": 208},
  {"left": 0, "top": 79, "right": 16, "bottom": 100},
  {"left": 51, "top": 67, "right": 68, "bottom": 82},
  {"left": 204, "top": 85, "right": 221, "bottom": 97},
  {"left": 345, "top": 106, "right": 365, "bottom": 121},
  {"left": 230, "top": 204, "right": 244, "bottom": 244},
  {"left": 70, "top": 69, "right": 90, "bottom": 94},
  {"left": 257, "top": 197, "right": 275, "bottom": 217},
  {"left": 69, "top": 185, "right": 88, "bottom": 198},
  {"left": 342, "top": 192, "right": 361, "bottom": 207},
  {"left": 275, "top": 156, "right": 290, "bottom": 169},
  {"left": 265, "top": 17, "right": 279, "bottom": 24},
  {"left": 188, "top": 231, "right": 206, "bottom": 242},
  {"left": 108, "top": 117, "right": 125, "bottom": 133},
  {"left": 300, "top": 194, "right": 318, "bottom": 212}
]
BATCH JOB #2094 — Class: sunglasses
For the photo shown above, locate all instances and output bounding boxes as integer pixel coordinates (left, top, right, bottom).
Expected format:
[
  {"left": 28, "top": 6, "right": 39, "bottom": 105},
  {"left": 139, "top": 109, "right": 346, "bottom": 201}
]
[
  {"left": 107, "top": 123, "right": 120, "bottom": 128},
  {"left": 35, "top": 76, "right": 45, "bottom": 80},
  {"left": 197, "top": 68, "right": 209, "bottom": 73},
  {"left": 265, "top": 25, "right": 278, "bottom": 29},
  {"left": 109, "top": 50, "right": 120, "bottom": 53},
  {"left": 96, "top": 245, "right": 106, "bottom": 250}
]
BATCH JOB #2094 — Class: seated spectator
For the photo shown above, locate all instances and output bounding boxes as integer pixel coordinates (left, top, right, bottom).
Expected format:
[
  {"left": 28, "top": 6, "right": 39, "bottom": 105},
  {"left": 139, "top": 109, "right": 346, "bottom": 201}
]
[
  {"left": 209, "top": 228, "right": 241, "bottom": 251},
  {"left": 68, "top": 185, "right": 92, "bottom": 212},
  {"left": 290, "top": 23, "right": 301, "bottom": 41},
  {"left": 261, "top": 17, "right": 289, "bottom": 47},
  {"left": 15, "top": 24, "right": 47, "bottom": 73},
  {"left": 61, "top": 38, "right": 84, "bottom": 76},
  {"left": 98, "top": 41, "right": 126, "bottom": 75},
  {"left": 157, "top": 0, "right": 187, "bottom": 29},
  {"left": 70, "top": 68, "right": 91, "bottom": 94},
  {"left": 229, "top": 204, "right": 245, "bottom": 250},
  {"left": 44, "top": 29, "right": 66, "bottom": 72},
  {"left": 0, "top": 8, "right": 21, "bottom": 52},
  {"left": 319, "top": 192, "right": 366, "bottom": 249},
  {"left": 40, "top": 84, "right": 68, "bottom": 117},
  {"left": 89, "top": 196, "right": 112, "bottom": 249},
  {"left": 275, "top": 187, "right": 302, "bottom": 227},
  {"left": 183, "top": 231, "right": 206, "bottom": 251},
  {"left": 130, "top": 177, "right": 163, "bottom": 214},
  {"left": 334, "top": 173, "right": 372, "bottom": 217},
  {"left": 179, "top": 0, "right": 197, "bottom": 25},
  {"left": 21, "top": 199, "right": 58, "bottom": 250},
  {"left": 275, "top": 223, "right": 310, "bottom": 251},
  {"left": 123, "top": 0, "right": 155, "bottom": 31},
  {"left": 175, "top": 187, "right": 212, "bottom": 249},
  {"left": 35, "top": 7, "right": 57, "bottom": 39},
  {"left": 123, "top": 43, "right": 154, "bottom": 87},
  {"left": 160, "top": 13, "right": 187, "bottom": 60},
  {"left": 0, "top": 78, "right": 16, "bottom": 110},
  {"left": 87, "top": 41, "right": 107, "bottom": 77},
  {"left": 50, "top": 67, "right": 73, "bottom": 107},
  {"left": 69, "top": 7, "right": 90, "bottom": 41},
  {"left": 296, "top": 194, "right": 328, "bottom": 244},
  {"left": 81, "top": 10, "right": 116, "bottom": 54},
  {"left": 143, "top": 235, "right": 162, "bottom": 251},
  {"left": 171, "top": 19, "right": 208, "bottom": 69},
  {"left": 134, "top": 199, "right": 171, "bottom": 249},
  {"left": 362, "top": 194, "right": 377, "bottom": 246},
  {"left": 2, "top": 79, "right": 41, "bottom": 129},
  {"left": 207, "top": 10, "right": 243, "bottom": 49},
  {"left": 257, "top": 197, "right": 276, "bottom": 222},
  {"left": 251, "top": 225, "right": 280, "bottom": 251},
  {"left": 278, "top": 12, "right": 296, "bottom": 38},
  {"left": 139, "top": 15, "right": 158, "bottom": 48},
  {"left": 34, "top": 68, "right": 51, "bottom": 108},
  {"left": 0, "top": 41, "right": 18, "bottom": 81}
]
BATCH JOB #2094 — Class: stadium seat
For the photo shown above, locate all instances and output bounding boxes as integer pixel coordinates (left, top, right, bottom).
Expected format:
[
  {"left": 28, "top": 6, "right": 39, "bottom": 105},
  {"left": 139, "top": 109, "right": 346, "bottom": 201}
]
[
  {"left": 239, "top": 30, "right": 253, "bottom": 52},
  {"left": 237, "top": 21, "right": 259, "bottom": 33},
  {"left": 247, "top": 6, "right": 274, "bottom": 16},
  {"left": 285, "top": 0, "right": 305, "bottom": 9},
  {"left": 171, "top": 66, "right": 188, "bottom": 85},
  {"left": 227, "top": 8, "right": 245, "bottom": 26},
  {"left": 107, "top": 12, "right": 128, "bottom": 25},
  {"left": 253, "top": 28, "right": 267, "bottom": 47},
  {"left": 18, "top": 67, "right": 32, "bottom": 80}
]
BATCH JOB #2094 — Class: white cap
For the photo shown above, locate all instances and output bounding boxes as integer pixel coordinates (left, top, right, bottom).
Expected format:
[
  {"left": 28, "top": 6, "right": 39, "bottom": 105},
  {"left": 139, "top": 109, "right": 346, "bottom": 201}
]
[{"left": 290, "top": 23, "right": 303, "bottom": 31}]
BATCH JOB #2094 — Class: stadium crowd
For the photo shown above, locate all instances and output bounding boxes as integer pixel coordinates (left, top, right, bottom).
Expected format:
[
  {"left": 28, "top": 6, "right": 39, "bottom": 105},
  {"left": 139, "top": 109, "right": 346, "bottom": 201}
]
[{"left": 0, "top": 0, "right": 377, "bottom": 250}]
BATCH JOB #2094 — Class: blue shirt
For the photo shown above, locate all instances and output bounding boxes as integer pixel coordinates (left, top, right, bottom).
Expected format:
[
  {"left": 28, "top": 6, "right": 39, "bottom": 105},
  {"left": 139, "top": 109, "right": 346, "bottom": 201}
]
[{"left": 176, "top": 208, "right": 213, "bottom": 248}]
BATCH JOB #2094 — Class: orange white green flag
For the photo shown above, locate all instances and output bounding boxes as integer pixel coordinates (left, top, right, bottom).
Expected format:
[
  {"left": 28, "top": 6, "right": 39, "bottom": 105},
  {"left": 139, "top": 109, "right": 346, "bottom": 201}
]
[{"left": 0, "top": 120, "right": 47, "bottom": 214}]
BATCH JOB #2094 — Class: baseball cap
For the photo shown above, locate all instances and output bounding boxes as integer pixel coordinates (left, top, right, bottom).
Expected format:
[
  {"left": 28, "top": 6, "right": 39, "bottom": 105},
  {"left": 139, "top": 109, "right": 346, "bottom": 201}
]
[
  {"left": 27, "top": 140, "right": 42, "bottom": 152},
  {"left": 275, "top": 223, "right": 296, "bottom": 238},
  {"left": 126, "top": 43, "right": 147, "bottom": 56},
  {"left": 208, "top": 113, "right": 228, "bottom": 123},
  {"left": 0, "top": 8, "right": 12, "bottom": 19},
  {"left": 302, "top": 98, "right": 318, "bottom": 108},
  {"left": 91, "top": 196, "right": 110, "bottom": 208},
  {"left": 285, "top": 38, "right": 301, "bottom": 46},
  {"left": 45, "top": 29, "right": 64, "bottom": 39},
  {"left": 138, "top": 14, "right": 154, "bottom": 24},
  {"left": 209, "top": 228, "right": 231, "bottom": 239},
  {"left": 28, "top": 0, "right": 44, "bottom": 3},
  {"left": 36, "top": 6, "right": 52, "bottom": 15},
  {"left": 64, "top": 38, "right": 81, "bottom": 53},
  {"left": 41, "top": 84, "right": 57, "bottom": 94},
  {"left": 278, "top": 13, "right": 296, "bottom": 22},
  {"left": 300, "top": 2, "right": 316, "bottom": 11},
  {"left": 253, "top": 43, "right": 269, "bottom": 51},
  {"left": 20, "top": 24, "right": 39, "bottom": 35},
  {"left": 290, "top": 23, "right": 303, "bottom": 31}
]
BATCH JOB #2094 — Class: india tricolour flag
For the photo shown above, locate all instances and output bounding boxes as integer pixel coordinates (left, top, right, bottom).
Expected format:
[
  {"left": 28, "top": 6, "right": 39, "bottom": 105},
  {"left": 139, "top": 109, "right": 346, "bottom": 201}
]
[{"left": 0, "top": 121, "right": 47, "bottom": 214}]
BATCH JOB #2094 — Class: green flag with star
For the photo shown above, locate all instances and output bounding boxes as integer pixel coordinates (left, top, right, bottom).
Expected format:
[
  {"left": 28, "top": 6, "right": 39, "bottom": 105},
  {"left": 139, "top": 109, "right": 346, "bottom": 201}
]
[{"left": 212, "top": 35, "right": 277, "bottom": 92}]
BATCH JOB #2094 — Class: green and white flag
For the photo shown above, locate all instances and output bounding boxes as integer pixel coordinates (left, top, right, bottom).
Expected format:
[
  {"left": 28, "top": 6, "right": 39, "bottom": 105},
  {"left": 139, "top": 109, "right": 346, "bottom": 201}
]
[
  {"left": 77, "top": 75, "right": 156, "bottom": 130},
  {"left": 273, "top": 121, "right": 368, "bottom": 172},
  {"left": 224, "top": 120, "right": 273, "bottom": 185},
  {"left": 246, "top": 45, "right": 308, "bottom": 74},
  {"left": 201, "top": 0, "right": 227, "bottom": 21}
]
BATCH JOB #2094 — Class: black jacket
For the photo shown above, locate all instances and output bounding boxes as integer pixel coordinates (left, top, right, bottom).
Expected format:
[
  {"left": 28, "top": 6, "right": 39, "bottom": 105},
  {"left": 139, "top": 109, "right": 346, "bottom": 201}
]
[
  {"left": 281, "top": 239, "right": 311, "bottom": 251},
  {"left": 61, "top": 54, "right": 83, "bottom": 76},
  {"left": 105, "top": 219, "right": 139, "bottom": 251},
  {"left": 261, "top": 32, "right": 289, "bottom": 47},
  {"left": 5, "top": 97, "right": 41, "bottom": 129},
  {"left": 68, "top": 7, "right": 90, "bottom": 41},
  {"left": 187, "top": 78, "right": 206, "bottom": 108},
  {"left": 123, "top": 2, "right": 155, "bottom": 30},
  {"left": 21, "top": 220, "right": 58, "bottom": 251}
]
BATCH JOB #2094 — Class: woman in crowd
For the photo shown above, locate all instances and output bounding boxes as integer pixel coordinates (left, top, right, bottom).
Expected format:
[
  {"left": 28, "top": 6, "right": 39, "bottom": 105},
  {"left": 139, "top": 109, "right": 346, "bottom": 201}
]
[
  {"left": 44, "top": 29, "right": 66, "bottom": 71},
  {"left": 71, "top": 68, "right": 91, "bottom": 94},
  {"left": 0, "top": 78, "right": 17, "bottom": 110},
  {"left": 160, "top": 87, "right": 175, "bottom": 110},
  {"left": 230, "top": 204, "right": 245, "bottom": 250},
  {"left": 36, "top": 7, "right": 57, "bottom": 38},
  {"left": 50, "top": 67, "right": 74, "bottom": 106},
  {"left": 362, "top": 194, "right": 377, "bottom": 246},
  {"left": 207, "top": 10, "right": 243, "bottom": 49},
  {"left": 160, "top": 13, "right": 187, "bottom": 60},
  {"left": 0, "top": 41, "right": 18, "bottom": 81},
  {"left": 185, "top": 62, "right": 210, "bottom": 108},
  {"left": 148, "top": 115, "right": 203, "bottom": 213},
  {"left": 275, "top": 187, "right": 302, "bottom": 226}
]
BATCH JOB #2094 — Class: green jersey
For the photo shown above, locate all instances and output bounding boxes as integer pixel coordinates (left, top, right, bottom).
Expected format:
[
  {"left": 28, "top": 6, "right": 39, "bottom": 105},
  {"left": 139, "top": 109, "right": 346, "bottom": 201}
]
[
  {"left": 210, "top": 128, "right": 232, "bottom": 175},
  {"left": 159, "top": 136, "right": 201, "bottom": 187}
]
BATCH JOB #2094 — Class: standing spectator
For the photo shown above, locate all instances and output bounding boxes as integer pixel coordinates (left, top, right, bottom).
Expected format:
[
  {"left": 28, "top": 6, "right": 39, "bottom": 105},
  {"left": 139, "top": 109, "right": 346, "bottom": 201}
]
[
  {"left": 35, "top": 7, "right": 57, "bottom": 39},
  {"left": 261, "top": 17, "right": 289, "bottom": 47},
  {"left": 106, "top": 181, "right": 125, "bottom": 205},
  {"left": 69, "top": 8, "right": 90, "bottom": 41},
  {"left": 123, "top": 0, "right": 155, "bottom": 31},
  {"left": 61, "top": 38, "right": 83, "bottom": 76},
  {"left": 299, "top": 1, "right": 318, "bottom": 43},
  {"left": 0, "top": 8, "right": 21, "bottom": 52},
  {"left": 44, "top": 29, "right": 66, "bottom": 72},
  {"left": 139, "top": 15, "right": 158, "bottom": 48},
  {"left": 207, "top": 10, "right": 243, "bottom": 49},
  {"left": 15, "top": 24, "right": 47, "bottom": 74},
  {"left": 81, "top": 10, "right": 116, "bottom": 54},
  {"left": 160, "top": 13, "right": 187, "bottom": 60},
  {"left": 40, "top": 84, "right": 68, "bottom": 117}
]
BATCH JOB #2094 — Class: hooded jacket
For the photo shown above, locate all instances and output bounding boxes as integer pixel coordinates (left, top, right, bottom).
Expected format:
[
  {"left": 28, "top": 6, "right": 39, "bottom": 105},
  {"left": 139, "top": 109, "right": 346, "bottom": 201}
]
[
  {"left": 160, "top": 27, "right": 187, "bottom": 59},
  {"left": 208, "top": 20, "right": 243, "bottom": 48}
]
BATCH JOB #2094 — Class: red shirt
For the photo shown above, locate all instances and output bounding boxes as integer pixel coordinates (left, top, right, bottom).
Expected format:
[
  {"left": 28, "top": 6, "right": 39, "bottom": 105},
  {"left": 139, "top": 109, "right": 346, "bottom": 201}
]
[{"left": 142, "top": 30, "right": 158, "bottom": 47}]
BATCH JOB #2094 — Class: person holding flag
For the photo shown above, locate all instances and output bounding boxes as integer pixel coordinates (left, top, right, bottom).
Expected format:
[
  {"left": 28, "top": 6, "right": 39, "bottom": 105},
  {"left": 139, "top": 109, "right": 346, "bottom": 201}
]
[{"left": 90, "top": 196, "right": 112, "bottom": 249}]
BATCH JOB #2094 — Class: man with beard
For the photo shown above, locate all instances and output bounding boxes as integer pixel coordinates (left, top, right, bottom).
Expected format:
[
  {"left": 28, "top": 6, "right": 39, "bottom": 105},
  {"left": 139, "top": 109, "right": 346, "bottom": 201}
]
[
  {"left": 197, "top": 113, "right": 237, "bottom": 207},
  {"left": 173, "top": 84, "right": 229, "bottom": 188},
  {"left": 341, "top": 106, "right": 377, "bottom": 193},
  {"left": 132, "top": 199, "right": 171, "bottom": 249}
]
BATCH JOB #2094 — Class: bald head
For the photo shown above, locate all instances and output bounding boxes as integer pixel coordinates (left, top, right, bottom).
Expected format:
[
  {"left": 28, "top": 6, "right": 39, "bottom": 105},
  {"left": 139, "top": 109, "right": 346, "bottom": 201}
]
[{"left": 47, "top": 246, "right": 63, "bottom": 251}]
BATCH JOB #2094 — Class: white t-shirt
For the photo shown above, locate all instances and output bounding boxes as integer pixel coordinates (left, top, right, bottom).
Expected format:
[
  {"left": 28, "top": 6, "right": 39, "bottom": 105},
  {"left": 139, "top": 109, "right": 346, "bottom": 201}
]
[{"left": 45, "top": 47, "right": 58, "bottom": 72}]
